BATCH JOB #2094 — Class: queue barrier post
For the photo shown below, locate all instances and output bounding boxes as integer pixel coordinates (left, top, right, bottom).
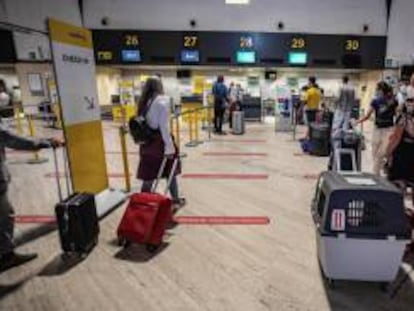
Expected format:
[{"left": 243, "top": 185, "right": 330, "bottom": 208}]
[
  {"left": 26, "top": 114, "right": 48, "bottom": 164},
  {"left": 194, "top": 110, "right": 203, "bottom": 145},
  {"left": 119, "top": 126, "right": 131, "bottom": 193},
  {"left": 185, "top": 110, "right": 198, "bottom": 147},
  {"left": 14, "top": 106, "right": 24, "bottom": 135},
  {"left": 360, "top": 108, "right": 365, "bottom": 134}
]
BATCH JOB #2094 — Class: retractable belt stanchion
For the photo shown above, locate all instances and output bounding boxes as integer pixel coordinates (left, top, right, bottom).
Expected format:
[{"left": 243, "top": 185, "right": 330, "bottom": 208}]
[
  {"left": 208, "top": 106, "right": 212, "bottom": 140},
  {"left": 14, "top": 105, "right": 23, "bottom": 135},
  {"left": 26, "top": 114, "right": 48, "bottom": 164},
  {"left": 119, "top": 126, "right": 131, "bottom": 193},
  {"left": 194, "top": 109, "right": 203, "bottom": 145},
  {"left": 360, "top": 108, "right": 365, "bottom": 134},
  {"left": 185, "top": 110, "right": 198, "bottom": 147}
]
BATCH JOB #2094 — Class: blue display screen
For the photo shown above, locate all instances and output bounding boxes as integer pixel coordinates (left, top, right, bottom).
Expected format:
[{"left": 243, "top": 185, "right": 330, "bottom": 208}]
[
  {"left": 181, "top": 50, "right": 200, "bottom": 63},
  {"left": 122, "top": 50, "right": 141, "bottom": 62},
  {"left": 236, "top": 51, "right": 256, "bottom": 64},
  {"left": 288, "top": 52, "right": 308, "bottom": 65}
]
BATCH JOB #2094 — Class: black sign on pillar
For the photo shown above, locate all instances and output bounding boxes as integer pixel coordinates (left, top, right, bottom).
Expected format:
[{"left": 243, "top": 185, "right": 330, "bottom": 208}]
[{"left": 0, "top": 30, "right": 17, "bottom": 63}]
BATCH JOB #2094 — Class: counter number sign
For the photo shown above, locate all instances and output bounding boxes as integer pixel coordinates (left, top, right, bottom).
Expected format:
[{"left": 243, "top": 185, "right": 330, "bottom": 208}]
[
  {"left": 183, "top": 35, "right": 198, "bottom": 48},
  {"left": 124, "top": 34, "right": 139, "bottom": 46},
  {"left": 291, "top": 37, "right": 306, "bottom": 49},
  {"left": 240, "top": 36, "right": 253, "bottom": 49},
  {"left": 97, "top": 51, "right": 113, "bottom": 61},
  {"left": 345, "top": 39, "right": 360, "bottom": 52}
]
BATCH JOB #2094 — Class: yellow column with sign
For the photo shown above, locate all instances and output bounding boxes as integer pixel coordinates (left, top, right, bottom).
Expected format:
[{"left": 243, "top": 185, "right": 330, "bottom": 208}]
[{"left": 49, "top": 19, "right": 108, "bottom": 193}]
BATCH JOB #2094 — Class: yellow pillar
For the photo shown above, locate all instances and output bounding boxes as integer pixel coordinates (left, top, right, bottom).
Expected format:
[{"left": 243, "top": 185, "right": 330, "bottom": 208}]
[{"left": 119, "top": 126, "right": 131, "bottom": 192}]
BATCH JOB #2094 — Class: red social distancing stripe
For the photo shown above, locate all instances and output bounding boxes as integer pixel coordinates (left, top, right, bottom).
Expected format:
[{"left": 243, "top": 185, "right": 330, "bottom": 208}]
[
  {"left": 203, "top": 152, "right": 267, "bottom": 157},
  {"left": 174, "top": 216, "right": 270, "bottom": 225},
  {"left": 213, "top": 139, "right": 266, "bottom": 143},
  {"left": 293, "top": 152, "right": 306, "bottom": 156},
  {"left": 14, "top": 215, "right": 270, "bottom": 226},
  {"left": 45, "top": 172, "right": 129, "bottom": 179},
  {"left": 303, "top": 174, "right": 319, "bottom": 180},
  {"left": 14, "top": 215, "right": 56, "bottom": 224},
  {"left": 181, "top": 173, "right": 268, "bottom": 180}
]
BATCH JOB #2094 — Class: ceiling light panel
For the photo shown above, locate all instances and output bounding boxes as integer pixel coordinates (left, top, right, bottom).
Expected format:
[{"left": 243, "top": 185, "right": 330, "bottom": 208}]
[{"left": 226, "top": 0, "right": 250, "bottom": 5}]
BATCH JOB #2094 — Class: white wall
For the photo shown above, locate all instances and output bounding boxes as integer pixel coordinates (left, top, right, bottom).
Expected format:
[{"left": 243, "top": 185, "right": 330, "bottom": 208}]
[
  {"left": 84, "top": 0, "right": 387, "bottom": 35},
  {"left": 387, "top": 0, "right": 414, "bottom": 65},
  {"left": 1, "top": 0, "right": 82, "bottom": 31},
  {"left": 13, "top": 32, "right": 51, "bottom": 61}
]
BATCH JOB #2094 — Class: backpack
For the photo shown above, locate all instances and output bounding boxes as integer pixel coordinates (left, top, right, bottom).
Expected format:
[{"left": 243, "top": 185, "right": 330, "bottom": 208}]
[{"left": 129, "top": 99, "right": 159, "bottom": 145}]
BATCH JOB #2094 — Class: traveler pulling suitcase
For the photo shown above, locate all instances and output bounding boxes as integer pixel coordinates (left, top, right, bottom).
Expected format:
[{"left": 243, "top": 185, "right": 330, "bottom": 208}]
[
  {"left": 232, "top": 111, "right": 245, "bottom": 135},
  {"left": 117, "top": 156, "right": 179, "bottom": 253},
  {"left": 53, "top": 147, "right": 99, "bottom": 259}
]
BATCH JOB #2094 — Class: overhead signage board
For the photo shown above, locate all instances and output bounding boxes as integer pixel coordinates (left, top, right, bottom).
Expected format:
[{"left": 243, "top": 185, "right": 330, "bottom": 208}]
[
  {"left": 49, "top": 18, "right": 108, "bottom": 193},
  {"left": 92, "top": 30, "right": 386, "bottom": 69}
]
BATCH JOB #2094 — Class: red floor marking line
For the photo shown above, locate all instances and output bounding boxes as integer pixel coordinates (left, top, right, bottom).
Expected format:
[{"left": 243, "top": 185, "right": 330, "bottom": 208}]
[
  {"left": 174, "top": 216, "right": 270, "bottom": 225},
  {"left": 105, "top": 151, "right": 138, "bottom": 155},
  {"left": 14, "top": 215, "right": 56, "bottom": 224},
  {"left": 293, "top": 152, "right": 306, "bottom": 156},
  {"left": 203, "top": 152, "right": 267, "bottom": 157},
  {"left": 212, "top": 139, "right": 267, "bottom": 143},
  {"left": 303, "top": 174, "right": 319, "bottom": 180},
  {"left": 181, "top": 173, "right": 268, "bottom": 180},
  {"left": 45, "top": 172, "right": 130, "bottom": 179}
]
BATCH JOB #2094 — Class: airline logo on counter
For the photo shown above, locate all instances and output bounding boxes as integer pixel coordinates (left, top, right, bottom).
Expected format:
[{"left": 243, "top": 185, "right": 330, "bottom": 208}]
[{"left": 48, "top": 19, "right": 101, "bottom": 126}]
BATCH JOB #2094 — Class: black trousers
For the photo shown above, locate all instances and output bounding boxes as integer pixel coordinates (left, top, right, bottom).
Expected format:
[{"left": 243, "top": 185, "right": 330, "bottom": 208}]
[{"left": 214, "top": 106, "right": 225, "bottom": 133}]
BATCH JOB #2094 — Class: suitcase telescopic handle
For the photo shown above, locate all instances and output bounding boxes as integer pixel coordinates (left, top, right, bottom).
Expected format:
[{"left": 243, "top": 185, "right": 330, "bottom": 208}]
[
  {"left": 152, "top": 153, "right": 186, "bottom": 195},
  {"left": 52, "top": 146, "right": 63, "bottom": 201},
  {"left": 52, "top": 146, "right": 72, "bottom": 201}
]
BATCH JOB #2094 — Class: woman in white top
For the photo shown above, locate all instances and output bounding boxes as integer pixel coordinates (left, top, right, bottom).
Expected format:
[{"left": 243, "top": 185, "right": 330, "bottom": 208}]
[{"left": 137, "top": 77, "right": 185, "bottom": 207}]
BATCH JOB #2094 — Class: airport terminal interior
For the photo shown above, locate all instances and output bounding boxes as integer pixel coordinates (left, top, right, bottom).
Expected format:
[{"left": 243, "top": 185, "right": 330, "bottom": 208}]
[{"left": 1, "top": 0, "right": 414, "bottom": 310}]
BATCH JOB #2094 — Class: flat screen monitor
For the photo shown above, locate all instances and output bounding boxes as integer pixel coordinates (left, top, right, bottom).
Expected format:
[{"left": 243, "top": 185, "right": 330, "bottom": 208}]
[
  {"left": 122, "top": 50, "right": 141, "bottom": 62},
  {"left": 236, "top": 51, "right": 256, "bottom": 64},
  {"left": 181, "top": 50, "right": 200, "bottom": 63},
  {"left": 288, "top": 52, "right": 308, "bottom": 65}
]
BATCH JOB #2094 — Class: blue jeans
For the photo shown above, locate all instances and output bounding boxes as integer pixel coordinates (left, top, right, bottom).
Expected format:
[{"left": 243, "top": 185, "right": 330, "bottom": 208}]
[
  {"left": 332, "top": 110, "right": 352, "bottom": 137},
  {"left": 141, "top": 176, "right": 179, "bottom": 201}
]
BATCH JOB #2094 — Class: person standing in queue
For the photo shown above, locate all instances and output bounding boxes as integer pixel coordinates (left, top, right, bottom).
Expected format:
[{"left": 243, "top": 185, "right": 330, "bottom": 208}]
[
  {"left": 332, "top": 76, "right": 355, "bottom": 135},
  {"left": 354, "top": 81, "right": 397, "bottom": 175},
  {"left": 137, "top": 77, "right": 185, "bottom": 209},
  {"left": 212, "top": 76, "right": 228, "bottom": 134},
  {"left": 0, "top": 122, "right": 62, "bottom": 273},
  {"left": 303, "top": 76, "right": 322, "bottom": 138}
]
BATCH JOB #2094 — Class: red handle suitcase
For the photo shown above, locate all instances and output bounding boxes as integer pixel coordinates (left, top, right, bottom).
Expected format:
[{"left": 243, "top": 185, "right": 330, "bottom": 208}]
[{"left": 117, "top": 156, "right": 179, "bottom": 252}]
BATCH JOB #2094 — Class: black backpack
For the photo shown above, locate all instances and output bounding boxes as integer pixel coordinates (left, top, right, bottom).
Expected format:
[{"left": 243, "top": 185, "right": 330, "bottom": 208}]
[{"left": 128, "top": 100, "right": 159, "bottom": 144}]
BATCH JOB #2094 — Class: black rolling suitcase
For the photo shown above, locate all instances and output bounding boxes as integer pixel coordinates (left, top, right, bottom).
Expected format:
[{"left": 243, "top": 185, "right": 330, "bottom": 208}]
[
  {"left": 53, "top": 147, "right": 99, "bottom": 258},
  {"left": 309, "top": 122, "right": 331, "bottom": 156}
]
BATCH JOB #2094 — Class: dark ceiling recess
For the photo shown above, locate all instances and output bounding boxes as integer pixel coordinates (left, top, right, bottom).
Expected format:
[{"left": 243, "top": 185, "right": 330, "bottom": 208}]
[
  {"left": 386, "top": 0, "right": 392, "bottom": 30},
  {"left": 78, "top": 0, "right": 84, "bottom": 25}
]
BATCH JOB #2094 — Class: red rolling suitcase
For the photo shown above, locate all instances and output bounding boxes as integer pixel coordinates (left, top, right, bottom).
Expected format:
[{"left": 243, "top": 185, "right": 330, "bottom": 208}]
[{"left": 117, "top": 156, "right": 178, "bottom": 252}]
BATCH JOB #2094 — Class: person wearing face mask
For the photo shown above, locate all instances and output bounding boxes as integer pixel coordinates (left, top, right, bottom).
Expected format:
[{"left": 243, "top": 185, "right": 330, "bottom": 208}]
[
  {"left": 386, "top": 97, "right": 414, "bottom": 196},
  {"left": 354, "top": 81, "right": 397, "bottom": 175}
]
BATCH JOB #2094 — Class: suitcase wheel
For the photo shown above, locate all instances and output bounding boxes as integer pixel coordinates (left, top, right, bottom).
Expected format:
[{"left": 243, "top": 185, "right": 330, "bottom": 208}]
[
  {"left": 118, "top": 238, "right": 131, "bottom": 248},
  {"left": 61, "top": 252, "right": 71, "bottom": 262},
  {"left": 146, "top": 244, "right": 160, "bottom": 253}
]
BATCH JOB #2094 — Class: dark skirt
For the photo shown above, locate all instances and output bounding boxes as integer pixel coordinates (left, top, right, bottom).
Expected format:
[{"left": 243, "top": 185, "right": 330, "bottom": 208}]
[
  {"left": 388, "top": 140, "right": 414, "bottom": 184},
  {"left": 137, "top": 134, "right": 181, "bottom": 181}
]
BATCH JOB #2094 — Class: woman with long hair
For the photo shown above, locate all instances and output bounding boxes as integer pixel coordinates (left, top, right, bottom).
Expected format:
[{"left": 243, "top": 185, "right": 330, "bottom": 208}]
[{"left": 136, "top": 77, "right": 185, "bottom": 208}]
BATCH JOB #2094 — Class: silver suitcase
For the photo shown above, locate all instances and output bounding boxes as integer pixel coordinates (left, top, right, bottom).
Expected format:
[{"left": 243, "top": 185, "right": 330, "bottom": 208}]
[{"left": 232, "top": 111, "right": 245, "bottom": 135}]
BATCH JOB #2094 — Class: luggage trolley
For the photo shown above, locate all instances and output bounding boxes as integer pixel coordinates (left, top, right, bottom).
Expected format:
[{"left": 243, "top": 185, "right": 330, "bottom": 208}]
[{"left": 311, "top": 171, "right": 411, "bottom": 288}]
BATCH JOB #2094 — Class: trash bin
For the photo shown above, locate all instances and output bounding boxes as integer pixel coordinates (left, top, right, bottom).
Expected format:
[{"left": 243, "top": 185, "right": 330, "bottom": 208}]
[{"left": 311, "top": 171, "right": 411, "bottom": 284}]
